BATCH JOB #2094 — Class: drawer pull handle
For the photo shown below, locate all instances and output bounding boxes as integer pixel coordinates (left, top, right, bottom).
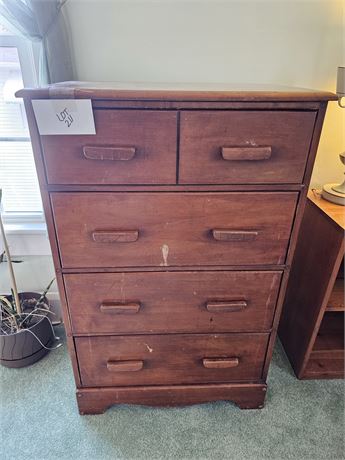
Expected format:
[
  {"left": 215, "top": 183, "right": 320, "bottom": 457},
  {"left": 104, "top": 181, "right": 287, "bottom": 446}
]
[
  {"left": 206, "top": 301, "right": 247, "bottom": 312},
  {"left": 107, "top": 360, "right": 144, "bottom": 372},
  {"left": 92, "top": 230, "right": 139, "bottom": 243},
  {"left": 83, "top": 146, "right": 136, "bottom": 161},
  {"left": 221, "top": 146, "right": 272, "bottom": 161},
  {"left": 212, "top": 229, "right": 258, "bottom": 242},
  {"left": 100, "top": 302, "right": 141, "bottom": 314},
  {"left": 203, "top": 358, "right": 239, "bottom": 369}
]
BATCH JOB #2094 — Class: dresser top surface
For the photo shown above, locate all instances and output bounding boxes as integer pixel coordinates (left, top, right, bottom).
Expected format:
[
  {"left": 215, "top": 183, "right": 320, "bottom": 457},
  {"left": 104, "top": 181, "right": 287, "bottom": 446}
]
[{"left": 16, "top": 81, "right": 337, "bottom": 102}]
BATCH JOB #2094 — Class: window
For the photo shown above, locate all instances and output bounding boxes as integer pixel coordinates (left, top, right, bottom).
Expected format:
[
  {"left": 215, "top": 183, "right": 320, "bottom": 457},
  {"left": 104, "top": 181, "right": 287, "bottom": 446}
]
[{"left": 0, "top": 22, "right": 42, "bottom": 223}]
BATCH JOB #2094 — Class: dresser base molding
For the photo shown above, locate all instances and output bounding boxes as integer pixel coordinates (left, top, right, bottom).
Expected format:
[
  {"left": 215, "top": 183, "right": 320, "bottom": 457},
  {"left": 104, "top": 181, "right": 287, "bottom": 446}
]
[{"left": 76, "top": 383, "right": 267, "bottom": 414}]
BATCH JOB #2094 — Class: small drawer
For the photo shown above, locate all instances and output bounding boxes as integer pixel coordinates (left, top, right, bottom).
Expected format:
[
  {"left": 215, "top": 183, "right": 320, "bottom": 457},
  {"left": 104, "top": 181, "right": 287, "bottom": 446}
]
[
  {"left": 40, "top": 110, "right": 177, "bottom": 184},
  {"left": 179, "top": 111, "right": 316, "bottom": 184},
  {"left": 65, "top": 271, "right": 282, "bottom": 334},
  {"left": 75, "top": 333, "right": 269, "bottom": 387},
  {"left": 51, "top": 192, "right": 298, "bottom": 268}
]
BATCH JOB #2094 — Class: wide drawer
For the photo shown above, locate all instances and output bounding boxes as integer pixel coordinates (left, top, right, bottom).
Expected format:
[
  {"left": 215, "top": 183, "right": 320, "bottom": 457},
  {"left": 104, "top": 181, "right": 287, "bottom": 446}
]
[
  {"left": 75, "top": 333, "right": 269, "bottom": 387},
  {"left": 41, "top": 110, "right": 177, "bottom": 184},
  {"left": 65, "top": 271, "right": 282, "bottom": 334},
  {"left": 179, "top": 111, "right": 316, "bottom": 184},
  {"left": 51, "top": 192, "right": 298, "bottom": 268}
]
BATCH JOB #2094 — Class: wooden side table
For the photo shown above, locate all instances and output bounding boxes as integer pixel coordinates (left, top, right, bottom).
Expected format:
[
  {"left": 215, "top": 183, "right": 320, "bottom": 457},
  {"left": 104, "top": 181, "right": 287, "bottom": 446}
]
[{"left": 279, "top": 190, "right": 344, "bottom": 379}]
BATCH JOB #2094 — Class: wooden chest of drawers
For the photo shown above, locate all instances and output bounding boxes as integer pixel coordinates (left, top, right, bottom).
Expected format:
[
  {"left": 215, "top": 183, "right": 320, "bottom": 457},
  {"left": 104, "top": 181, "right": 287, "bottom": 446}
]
[{"left": 18, "top": 82, "right": 335, "bottom": 414}]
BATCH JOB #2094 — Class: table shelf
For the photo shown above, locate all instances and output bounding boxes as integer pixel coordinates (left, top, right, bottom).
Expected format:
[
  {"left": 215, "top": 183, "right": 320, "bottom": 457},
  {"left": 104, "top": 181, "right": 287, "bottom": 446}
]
[
  {"left": 279, "top": 192, "right": 344, "bottom": 379},
  {"left": 326, "top": 278, "right": 344, "bottom": 312}
]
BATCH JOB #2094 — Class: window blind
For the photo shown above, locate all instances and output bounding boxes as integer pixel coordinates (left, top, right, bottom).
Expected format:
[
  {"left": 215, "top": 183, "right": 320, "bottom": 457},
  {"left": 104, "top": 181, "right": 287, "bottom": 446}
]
[{"left": 0, "top": 46, "right": 42, "bottom": 214}]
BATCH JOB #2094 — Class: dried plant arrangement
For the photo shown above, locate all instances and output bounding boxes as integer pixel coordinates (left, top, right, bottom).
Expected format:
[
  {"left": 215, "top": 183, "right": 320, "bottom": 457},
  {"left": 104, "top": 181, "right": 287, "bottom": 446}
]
[{"left": 0, "top": 189, "right": 61, "bottom": 368}]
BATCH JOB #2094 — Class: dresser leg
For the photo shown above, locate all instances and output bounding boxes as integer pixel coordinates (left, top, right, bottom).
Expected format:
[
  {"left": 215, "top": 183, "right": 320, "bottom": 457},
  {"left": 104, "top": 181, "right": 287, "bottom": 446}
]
[
  {"left": 77, "top": 390, "right": 108, "bottom": 415},
  {"left": 76, "top": 383, "right": 267, "bottom": 415}
]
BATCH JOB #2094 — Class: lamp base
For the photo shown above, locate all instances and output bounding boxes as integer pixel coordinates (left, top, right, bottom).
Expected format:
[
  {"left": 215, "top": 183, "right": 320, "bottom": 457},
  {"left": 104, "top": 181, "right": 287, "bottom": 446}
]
[
  {"left": 331, "top": 178, "right": 345, "bottom": 194},
  {"left": 322, "top": 183, "right": 345, "bottom": 206}
]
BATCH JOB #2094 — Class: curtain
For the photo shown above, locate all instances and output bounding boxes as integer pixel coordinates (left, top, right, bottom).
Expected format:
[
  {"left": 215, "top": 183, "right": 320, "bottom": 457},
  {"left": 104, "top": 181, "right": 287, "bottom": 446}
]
[{"left": 0, "top": 0, "right": 73, "bottom": 84}]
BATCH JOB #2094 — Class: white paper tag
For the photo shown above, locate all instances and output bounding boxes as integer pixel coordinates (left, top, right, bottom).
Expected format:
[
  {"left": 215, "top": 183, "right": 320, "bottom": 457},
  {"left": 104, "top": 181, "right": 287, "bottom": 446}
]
[{"left": 32, "top": 99, "right": 96, "bottom": 135}]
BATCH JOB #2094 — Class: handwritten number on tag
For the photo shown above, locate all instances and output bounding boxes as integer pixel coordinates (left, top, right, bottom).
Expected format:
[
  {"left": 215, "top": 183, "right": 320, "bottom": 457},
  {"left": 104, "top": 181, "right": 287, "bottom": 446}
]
[
  {"left": 32, "top": 99, "right": 94, "bottom": 134},
  {"left": 56, "top": 108, "right": 74, "bottom": 128}
]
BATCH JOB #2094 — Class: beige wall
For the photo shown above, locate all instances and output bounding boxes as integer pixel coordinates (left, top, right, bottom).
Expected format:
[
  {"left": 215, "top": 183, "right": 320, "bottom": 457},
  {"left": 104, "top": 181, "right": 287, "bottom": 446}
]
[{"left": 65, "top": 0, "right": 344, "bottom": 187}]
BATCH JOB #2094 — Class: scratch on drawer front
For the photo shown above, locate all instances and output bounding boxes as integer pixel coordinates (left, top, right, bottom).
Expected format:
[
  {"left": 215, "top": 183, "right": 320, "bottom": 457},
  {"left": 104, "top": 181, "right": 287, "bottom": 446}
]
[
  {"left": 265, "top": 277, "right": 276, "bottom": 309},
  {"left": 246, "top": 139, "right": 258, "bottom": 146},
  {"left": 265, "top": 287, "right": 273, "bottom": 318},
  {"left": 160, "top": 244, "right": 169, "bottom": 267},
  {"left": 120, "top": 273, "right": 125, "bottom": 301},
  {"left": 145, "top": 343, "right": 153, "bottom": 353},
  {"left": 264, "top": 275, "right": 278, "bottom": 325}
]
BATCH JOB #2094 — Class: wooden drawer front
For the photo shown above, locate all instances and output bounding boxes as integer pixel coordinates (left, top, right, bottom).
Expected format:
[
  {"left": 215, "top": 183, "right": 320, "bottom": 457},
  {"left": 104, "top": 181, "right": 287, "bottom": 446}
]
[
  {"left": 51, "top": 192, "right": 298, "bottom": 268},
  {"left": 179, "top": 111, "right": 316, "bottom": 184},
  {"left": 41, "top": 110, "right": 177, "bottom": 184},
  {"left": 65, "top": 271, "right": 282, "bottom": 334},
  {"left": 76, "top": 333, "right": 269, "bottom": 387}
]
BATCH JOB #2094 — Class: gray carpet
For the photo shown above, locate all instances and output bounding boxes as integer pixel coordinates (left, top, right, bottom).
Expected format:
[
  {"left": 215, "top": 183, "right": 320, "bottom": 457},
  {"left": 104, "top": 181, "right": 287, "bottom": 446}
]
[{"left": 1, "top": 327, "right": 344, "bottom": 460}]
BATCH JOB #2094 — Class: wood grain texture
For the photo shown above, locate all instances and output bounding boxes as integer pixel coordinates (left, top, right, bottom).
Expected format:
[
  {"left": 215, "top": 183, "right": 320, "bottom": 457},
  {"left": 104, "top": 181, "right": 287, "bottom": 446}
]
[
  {"left": 107, "top": 360, "right": 144, "bottom": 372},
  {"left": 212, "top": 229, "right": 258, "bottom": 242},
  {"left": 278, "top": 197, "right": 345, "bottom": 379},
  {"left": 91, "top": 100, "right": 323, "bottom": 110},
  {"left": 76, "top": 383, "right": 268, "bottom": 414},
  {"left": 326, "top": 279, "right": 344, "bottom": 312},
  {"left": 303, "top": 312, "right": 344, "bottom": 379},
  {"left": 82, "top": 145, "right": 136, "bottom": 161},
  {"left": 260, "top": 186, "right": 308, "bottom": 380},
  {"left": 301, "top": 103, "right": 327, "bottom": 187},
  {"left": 303, "top": 357, "right": 344, "bottom": 379},
  {"left": 92, "top": 230, "right": 139, "bottom": 243},
  {"left": 15, "top": 81, "right": 337, "bottom": 101},
  {"left": 51, "top": 192, "right": 298, "bottom": 268},
  {"left": 308, "top": 190, "right": 345, "bottom": 230},
  {"left": 18, "top": 87, "right": 332, "bottom": 412},
  {"left": 61, "top": 264, "right": 286, "bottom": 274},
  {"left": 23, "top": 100, "right": 83, "bottom": 386},
  {"left": 41, "top": 110, "right": 177, "bottom": 185},
  {"left": 202, "top": 358, "right": 239, "bottom": 369},
  {"left": 259, "top": 109, "right": 335, "bottom": 379},
  {"left": 64, "top": 271, "right": 282, "bottom": 334},
  {"left": 46, "top": 183, "right": 304, "bottom": 193},
  {"left": 206, "top": 300, "right": 248, "bottom": 313},
  {"left": 75, "top": 333, "right": 269, "bottom": 387},
  {"left": 99, "top": 302, "right": 141, "bottom": 315},
  {"left": 221, "top": 146, "right": 272, "bottom": 161},
  {"left": 179, "top": 111, "right": 316, "bottom": 184}
]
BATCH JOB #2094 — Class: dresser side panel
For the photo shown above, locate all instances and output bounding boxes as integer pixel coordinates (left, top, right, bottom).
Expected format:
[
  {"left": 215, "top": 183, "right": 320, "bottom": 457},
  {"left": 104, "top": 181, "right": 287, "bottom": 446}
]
[{"left": 23, "top": 99, "right": 82, "bottom": 387}]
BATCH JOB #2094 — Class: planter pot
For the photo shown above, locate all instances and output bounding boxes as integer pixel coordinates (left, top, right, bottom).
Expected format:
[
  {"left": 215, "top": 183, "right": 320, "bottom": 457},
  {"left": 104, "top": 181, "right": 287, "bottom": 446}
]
[{"left": 0, "top": 292, "right": 54, "bottom": 368}]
